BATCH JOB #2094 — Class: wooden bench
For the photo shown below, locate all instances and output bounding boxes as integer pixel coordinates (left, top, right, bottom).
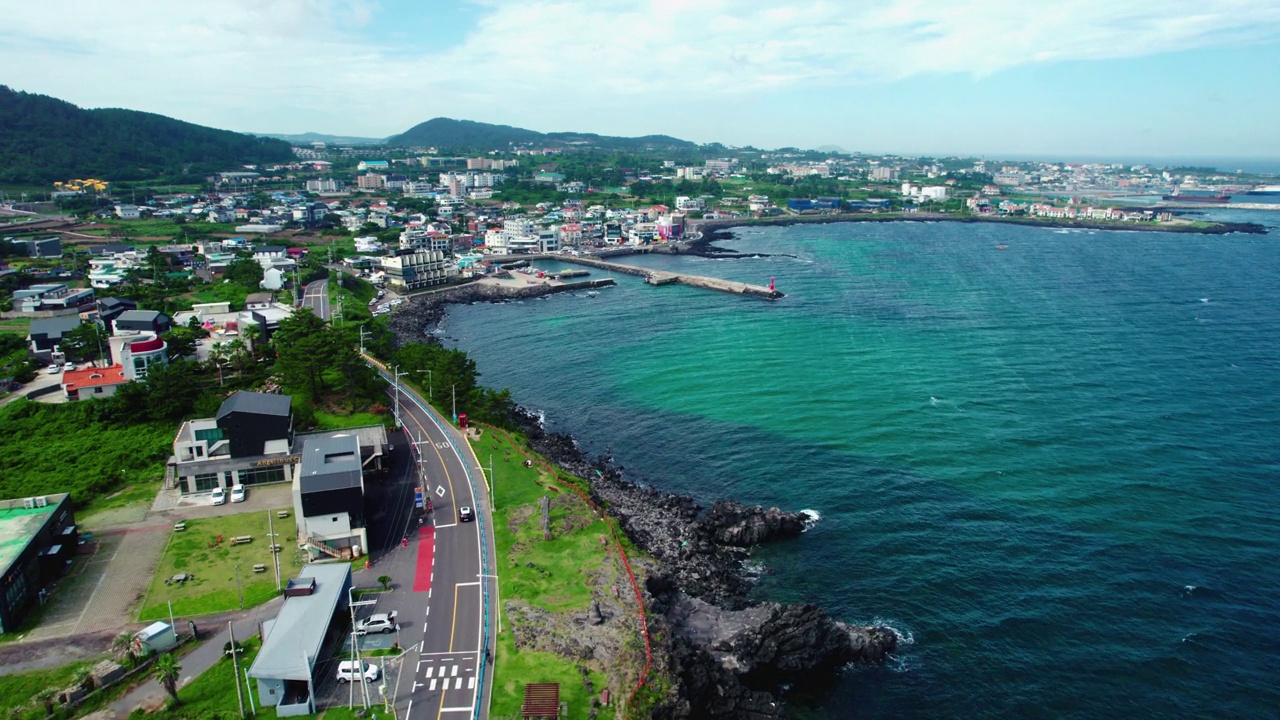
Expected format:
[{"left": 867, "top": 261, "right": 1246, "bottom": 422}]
[
  {"left": 230, "top": 535, "right": 253, "bottom": 546},
  {"left": 253, "top": 564, "right": 267, "bottom": 573},
  {"left": 173, "top": 522, "right": 187, "bottom": 532},
  {"left": 277, "top": 511, "right": 289, "bottom": 519}
]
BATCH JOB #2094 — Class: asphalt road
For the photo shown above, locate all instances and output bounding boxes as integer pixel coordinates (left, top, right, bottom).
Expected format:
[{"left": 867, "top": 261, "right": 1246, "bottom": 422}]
[
  {"left": 303, "top": 278, "right": 329, "bottom": 320},
  {"left": 369, "top": 365, "right": 498, "bottom": 720}
]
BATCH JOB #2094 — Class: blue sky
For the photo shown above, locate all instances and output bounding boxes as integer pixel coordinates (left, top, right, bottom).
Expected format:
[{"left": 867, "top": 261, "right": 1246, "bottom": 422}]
[{"left": 4, "top": 0, "right": 1280, "bottom": 160}]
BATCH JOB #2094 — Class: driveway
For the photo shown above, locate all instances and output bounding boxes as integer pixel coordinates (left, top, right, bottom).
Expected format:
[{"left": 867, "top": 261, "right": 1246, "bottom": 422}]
[{"left": 3, "top": 484, "right": 295, "bottom": 649}]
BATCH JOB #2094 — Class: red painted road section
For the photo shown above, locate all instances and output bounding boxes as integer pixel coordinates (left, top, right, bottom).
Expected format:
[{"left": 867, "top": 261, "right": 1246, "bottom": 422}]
[{"left": 413, "top": 525, "right": 436, "bottom": 592}]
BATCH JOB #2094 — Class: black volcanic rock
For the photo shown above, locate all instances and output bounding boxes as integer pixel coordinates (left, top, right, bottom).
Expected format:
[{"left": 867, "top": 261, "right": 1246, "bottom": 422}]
[
  {"left": 394, "top": 279, "right": 900, "bottom": 718},
  {"left": 702, "top": 500, "right": 807, "bottom": 548}
]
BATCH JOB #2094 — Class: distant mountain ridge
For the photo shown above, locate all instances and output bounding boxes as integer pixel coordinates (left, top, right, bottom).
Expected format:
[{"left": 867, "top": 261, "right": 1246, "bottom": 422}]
[
  {"left": 0, "top": 86, "right": 293, "bottom": 184},
  {"left": 254, "top": 131, "right": 387, "bottom": 146},
  {"left": 385, "top": 117, "right": 698, "bottom": 152}
]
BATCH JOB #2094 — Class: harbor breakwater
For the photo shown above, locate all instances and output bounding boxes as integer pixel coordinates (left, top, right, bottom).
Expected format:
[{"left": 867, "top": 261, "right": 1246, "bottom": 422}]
[{"left": 690, "top": 211, "right": 1269, "bottom": 238}]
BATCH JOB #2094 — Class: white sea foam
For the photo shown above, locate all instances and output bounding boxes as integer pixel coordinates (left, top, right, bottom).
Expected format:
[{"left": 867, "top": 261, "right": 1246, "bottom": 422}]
[
  {"left": 1200, "top": 298, "right": 1210, "bottom": 303},
  {"left": 741, "top": 559, "right": 768, "bottom": 581},
  {"left": 800, "top": 508, "right": 822, "bottom": 530}
]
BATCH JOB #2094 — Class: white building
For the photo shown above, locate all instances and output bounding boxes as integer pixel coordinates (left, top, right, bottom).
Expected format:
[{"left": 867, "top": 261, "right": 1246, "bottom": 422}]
[
  {"left": 114, "top": 204, "right": 141, "bottom": 220},
  {"left": 380, "top": 250, "right": 457, "bottom": 291},
  {"left": 304, "top": 178, "right": 345, "bottom": 193},
  {"left": 921, "top": 186, "right": 949, "bottom": 201}
]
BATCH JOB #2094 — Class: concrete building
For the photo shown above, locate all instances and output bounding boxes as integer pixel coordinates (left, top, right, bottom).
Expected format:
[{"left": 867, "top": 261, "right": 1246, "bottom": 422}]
[
  {"left": 380, "top": 249, "right": 457, "bottom": 292},
  {"left": 249, "top": 564, "right": 351, "bottom": 716},
  {"left": 12, "top": 284, "right": 94, "bottom": 313},
  {"left": 166, "top": 392, "right": 295, "bottom": 495},
  {"left": 112, "top": 309, "right": 171, "bottom": 336},
  {"left": 304, "top": 178, "right": 345, "bottom": 193},
  {"left": 6, "top": 236, "right": 61, "bottom": 258},
  {"left": 0, "top": 494, "right": 77, "bottom": 633},
  {"left": 356, "top": 174, "right": 387, "bottom": 190},
  {"left": 26, "top": 316, "right": 82, "bottom": 361}
]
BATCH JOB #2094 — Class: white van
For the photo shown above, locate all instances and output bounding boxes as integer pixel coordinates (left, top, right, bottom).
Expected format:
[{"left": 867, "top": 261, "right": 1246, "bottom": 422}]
[{"left": 336, "top": 660, "right": 379, "bottom": 683}]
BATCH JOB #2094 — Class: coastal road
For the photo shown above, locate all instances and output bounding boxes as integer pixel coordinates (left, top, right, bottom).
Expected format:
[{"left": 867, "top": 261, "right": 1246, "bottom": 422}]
[
  {"left": 303, "top": 278, "right": 330, "bottom": 320},
  {"left": 367, "top": 359, "right": 498, "bottom": 720}
]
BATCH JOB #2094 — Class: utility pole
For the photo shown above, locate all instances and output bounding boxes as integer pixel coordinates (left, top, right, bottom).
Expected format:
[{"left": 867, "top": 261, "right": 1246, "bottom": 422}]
[
  {"left": 235, "top": 564, "right": 244, "bottom": 609},
  {"left": 267, "top": 510, "right": 282, "bottom": 593},
  {"left": 393, "top": 365, "right": 407, "bottom": 429},
  {"left": 359, "top": 325, "right": 371, "bottom": 356},
  {"left": 229, "top": 621, "right": 246, "bottom": 718},
  {"left": 489, "top": 454, "right": 495, "bottom": 512},
  {"left": 451, "top": 383, "right": 457, "bottom": 424}
]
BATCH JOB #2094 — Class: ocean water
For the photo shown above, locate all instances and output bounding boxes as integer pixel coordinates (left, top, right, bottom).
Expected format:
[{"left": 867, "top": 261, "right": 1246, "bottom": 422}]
[{"left": 440, "top": 210, "right": 1280, "bottom": 719}]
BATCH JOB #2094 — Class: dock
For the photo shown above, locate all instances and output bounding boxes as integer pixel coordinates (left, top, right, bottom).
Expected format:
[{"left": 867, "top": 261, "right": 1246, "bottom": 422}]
[{"left": 555, "top": 255, "right": 783, "bottom": 299}]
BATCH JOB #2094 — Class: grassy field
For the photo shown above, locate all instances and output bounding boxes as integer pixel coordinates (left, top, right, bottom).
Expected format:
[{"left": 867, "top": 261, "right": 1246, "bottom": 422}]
[
  {"left": 470, "top": 428, "right": 620, "bottom": 719},
  {"left": 144, "top": 636, "right": 271, "bottom": 719},
  {"left": 187, "top": 282, "right": 252, "bottom": 310},
  {"left": 313, "top": 411, "right": 390, "bottom": 431},
  {"left": 0, "top": 659, "right": 98, "bottom": 720},
  {"left": 137, "top": 507, "right": 306, "bottom": 621},
  {"left": 0, "top": 317, "right": 31, "bottom": 336},
  {"left": 0, "top": 400, "right": 173, "bottom": 510}
]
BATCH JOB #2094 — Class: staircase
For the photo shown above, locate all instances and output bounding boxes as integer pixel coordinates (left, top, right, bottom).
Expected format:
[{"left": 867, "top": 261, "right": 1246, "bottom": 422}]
[{"left": 301, "top": 535, "right": 343, "bottom": 560}]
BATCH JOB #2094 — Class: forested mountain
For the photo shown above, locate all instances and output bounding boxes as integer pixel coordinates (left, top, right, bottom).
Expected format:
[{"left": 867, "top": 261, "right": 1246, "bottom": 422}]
[
  {"left": 386, "top": 117, "right": 697, "bottom": 152},
  {"left": 0, "top": 86, "right": 294, "bottom": 184}
]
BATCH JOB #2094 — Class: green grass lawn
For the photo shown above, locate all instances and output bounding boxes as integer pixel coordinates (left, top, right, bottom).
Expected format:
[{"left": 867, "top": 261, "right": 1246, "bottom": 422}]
[
  {"left": 470, "top": 428, "right": 620, "bottom": 717},
  {"left": 137, "top": 508, "right": 305, "bottom": 621},
  {"left": 142, "top": 636, "right": 276, "bottom": 719},
  {"left": 187, "top": 282, "right": 252, "bottom": 310},
  {"left": 0, "top": 660, "right": 98, "bottom": 720},
  {"left": 313, "top": 411, "right": 390, "bottom": 431},
  {"left": 0, "top": 317, "right": 31, "bottom": 336}
]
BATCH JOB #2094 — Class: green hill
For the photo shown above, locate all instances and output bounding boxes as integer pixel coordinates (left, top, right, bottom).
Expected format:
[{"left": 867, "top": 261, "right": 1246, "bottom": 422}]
[
  {"left": 386, "top": 117, "right": 697, "bottom": 152},
  {"left": 0, "top": 86, "right": 294, "bottom": 184}
]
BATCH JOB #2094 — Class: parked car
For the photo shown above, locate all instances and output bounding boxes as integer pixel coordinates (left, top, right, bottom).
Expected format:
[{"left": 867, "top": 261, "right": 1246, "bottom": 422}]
[
  {"left": 355, "top": 612, "right": 397, "bottom": 635},
  {"left": 336, "top": 660, "right": 379, "bottom": 684},
  {"left": 459, "top": 506, "right": 474, "bottom": 523},
  {"left": 62, "top": 362, "right": 76, "bottom": 372},
  {"left": 230, "top": 485, "right": 246, "bottom": 503},
  {"left": 45, "top": 364, "right": 61, "bottom": 375},
  {"left": 210, "top": 487, "right": 226, "bottom": 505}
]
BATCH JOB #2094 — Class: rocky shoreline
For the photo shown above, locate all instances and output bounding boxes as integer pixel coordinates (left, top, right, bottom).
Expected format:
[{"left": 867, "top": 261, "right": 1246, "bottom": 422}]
[{"left": 389, "top": 292, "right": 898, "bottom": 718}]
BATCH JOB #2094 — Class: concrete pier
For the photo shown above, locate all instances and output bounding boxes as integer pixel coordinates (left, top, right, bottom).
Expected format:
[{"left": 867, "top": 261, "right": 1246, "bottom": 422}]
[{"left": 553, "top": 255, "right": 783, "bottom": 299}]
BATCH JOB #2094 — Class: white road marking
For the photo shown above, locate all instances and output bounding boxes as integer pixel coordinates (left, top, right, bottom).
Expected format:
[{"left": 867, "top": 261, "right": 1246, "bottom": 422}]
[
  {"left": 440, "top": 708, "right": 472, "bottom": 713},
  {"left": 455, "top": 677, "right": 463, "bottom": 690},
  {"left": 429, "top": 678, "right": 437, "bottom": 691},
  {"left": 455, "top": 581, "right": 481, "bottom": 587},
  {"left": 468, "top": 677, "right": 476, "bottom": 689},
  {"left": 451, "top": 665, "right": 458, "bottom": 676},
  {"left": 425, "top": 667, "right": 433, "bottom": 678}
]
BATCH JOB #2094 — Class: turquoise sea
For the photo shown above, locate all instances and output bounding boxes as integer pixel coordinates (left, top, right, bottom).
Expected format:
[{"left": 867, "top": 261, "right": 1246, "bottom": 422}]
[{"left": 441, "top": 210, "right": 1280, "bottom": 718}]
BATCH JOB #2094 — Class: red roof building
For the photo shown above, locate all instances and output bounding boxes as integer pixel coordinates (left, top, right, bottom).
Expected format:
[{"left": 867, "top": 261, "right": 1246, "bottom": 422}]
[{"left": 62, "top": 364, "right": 129, "bottom": 400}]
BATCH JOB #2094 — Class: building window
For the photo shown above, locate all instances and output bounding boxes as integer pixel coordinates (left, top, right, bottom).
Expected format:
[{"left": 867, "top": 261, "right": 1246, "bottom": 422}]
[
  {"left": 5, "top": 571, "right": 28, "bottom": 611},
  {"left": 193, "top": 473, "right": 220, "bottom": 492},
  {"left": 240, "top": 466, "right": 286, "bottom": 486},
  {"left": 195, "top": 427, "right": 224, "bottom": 443}
]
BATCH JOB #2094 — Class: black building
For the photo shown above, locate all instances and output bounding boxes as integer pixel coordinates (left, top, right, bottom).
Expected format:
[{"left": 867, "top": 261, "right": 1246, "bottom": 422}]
[
  {"left": 0, "top": 494, "right": 77, "bottom": 633},
  {"left": 112, "top": 309, "right": 171, "bottom": 336},
  {"left": 216, "top": 392, "right": 293, "bottom": 459}
]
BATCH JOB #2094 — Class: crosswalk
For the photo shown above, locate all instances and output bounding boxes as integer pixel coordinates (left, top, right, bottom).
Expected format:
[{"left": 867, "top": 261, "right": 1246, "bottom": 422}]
[{"left": 417, "top": 658, "right": 476, "bottom": 692}]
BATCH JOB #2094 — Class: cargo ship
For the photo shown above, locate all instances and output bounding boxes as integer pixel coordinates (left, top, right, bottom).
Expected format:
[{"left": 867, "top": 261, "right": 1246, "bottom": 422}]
[
  {"left": 1244, "top": 184, "right": 1280, "bottom": 197},
  {"left": 1161, "top": 186, "right": 1231, "bottom": 203}
]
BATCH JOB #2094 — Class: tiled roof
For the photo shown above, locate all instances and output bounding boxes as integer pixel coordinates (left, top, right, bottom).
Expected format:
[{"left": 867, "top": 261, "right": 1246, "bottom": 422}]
[{"left": 62, "top": 365, "right": 128, "bottom": 390}]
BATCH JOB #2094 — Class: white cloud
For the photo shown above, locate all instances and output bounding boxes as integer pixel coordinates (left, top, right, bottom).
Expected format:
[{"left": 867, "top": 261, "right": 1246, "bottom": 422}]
[{"left": 2, "top": 0, "right": 1278, "bottom": 139}]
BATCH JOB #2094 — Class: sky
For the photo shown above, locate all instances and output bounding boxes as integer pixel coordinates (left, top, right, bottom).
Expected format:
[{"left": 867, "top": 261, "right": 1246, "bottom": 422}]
[{"left": 4, "top": 0, "right": 1280, "bottom": 159}]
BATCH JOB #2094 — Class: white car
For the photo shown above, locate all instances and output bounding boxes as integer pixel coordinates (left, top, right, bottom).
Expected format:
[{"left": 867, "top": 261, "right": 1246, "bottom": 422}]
[
  {"left": 459, "top": 506, "right": 474, "bottom": 523},
  {"left": 210, "top": 487, "right": 227, "bottom": 505},
  {"left": 230, "top": 485, "right": 246, "bottom": 503},
  {"left": 336, "top": 660, "right": 380, "bottom": 684},
  {"left": 355, "top": 612, "right": 397, "bottom": 635},
  {"left": 45, "top": 364, "right": 61, "bottom": 375},
  {"left": 62, "top": 362, "right": 76, "bottom": 372}
]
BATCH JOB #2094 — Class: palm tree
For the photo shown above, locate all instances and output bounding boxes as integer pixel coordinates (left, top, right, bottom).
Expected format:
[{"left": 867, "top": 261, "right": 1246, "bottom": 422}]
[
  {"left": 112, "top": 631, "right": 137, "bottom": 666},
  {"left": 154, "top": 653, "right": 182, "bottom": 704}
]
